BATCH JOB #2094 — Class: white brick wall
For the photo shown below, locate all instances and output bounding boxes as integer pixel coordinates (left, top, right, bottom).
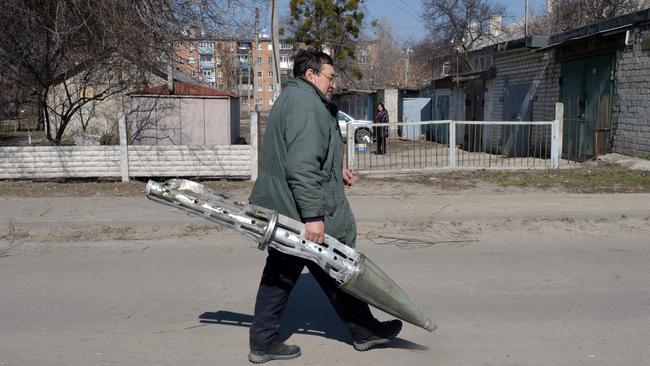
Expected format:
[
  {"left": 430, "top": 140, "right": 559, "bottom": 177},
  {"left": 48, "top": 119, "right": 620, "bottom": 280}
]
[{"left": 383, "top": 88, "right": 399, "bottom": 138}]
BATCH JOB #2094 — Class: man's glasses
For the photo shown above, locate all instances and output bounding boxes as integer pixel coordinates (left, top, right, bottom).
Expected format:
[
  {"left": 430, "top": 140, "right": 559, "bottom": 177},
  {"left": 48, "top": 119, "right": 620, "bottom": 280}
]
[{"left": 319, "top": 71, "right": 337, "bottom": 83}]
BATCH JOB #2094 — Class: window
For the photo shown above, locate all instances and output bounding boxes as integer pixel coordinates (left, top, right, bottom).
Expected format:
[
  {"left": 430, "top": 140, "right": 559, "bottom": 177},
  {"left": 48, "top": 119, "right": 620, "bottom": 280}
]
[
  {"left": 257, "top": 71, "right": 262, "bottom": 77},
  {"left": 257, "top": 43, "right": 262, "bottom": 50},
  {"left": 200, "top": 54, "right": 214, "bottom": 62},
  {"left": 176, "top": 41, "right": 183, "bottom": 49},
  {"left": 281, "top": 55, "right": 290, "bottom": 63},
  {"left": 229, "top": 42, "right": 235, "bottom": 50},
  {"left": 189, "top": 42, "right": 194, "bottom": 51},
  {"left": 217, "top": 71, "right": 223, "bottom": 78},
  {"left": 257, "top": 84, "right": 263, "bottom": 92},
  {"left": 267, "top": 44, "right": 273, "bottom": 51},
  {"left": 80, "top": 86, "right": 93, "bottom": 98},
  {"left": 268, "top": 56, "right": 273, "bottom": 65},
  {"left": 189, "top": 56, "right": 195, "bottom": 64},
  {"left": 268, "top": 71, "right": 273, "bottom": 78},
  {"left": 268, "top": 98, "right": 274, "bottom": 105},
  {"left": 442, "top": 61, "right": 450, "bottom": 74},
  {"left": 219, "top": 84, "right": 224, "bottom": 90},
  {"left": 177, "top": 56, "right": 183, "bottom": 64},
  {"left": 257, "top": 57, "right": 262, "bottom": 65},
  {"left": 191, "top": 70, "right": 196, "bottom": 77},
  {"left": 268, "top": 84, "right": 273, "bottom": 91},
  {"left": 216, "top": 56, "right": 222, "bottom": 65}
]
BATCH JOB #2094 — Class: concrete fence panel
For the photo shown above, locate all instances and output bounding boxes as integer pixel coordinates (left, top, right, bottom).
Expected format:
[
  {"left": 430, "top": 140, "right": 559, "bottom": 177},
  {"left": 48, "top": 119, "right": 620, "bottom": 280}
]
[
  {"left": 0, "top": 146, "right": 122, "bottom": 179},
  {"left": 0, "top": 145, "right": 252, "bottom": 180}
]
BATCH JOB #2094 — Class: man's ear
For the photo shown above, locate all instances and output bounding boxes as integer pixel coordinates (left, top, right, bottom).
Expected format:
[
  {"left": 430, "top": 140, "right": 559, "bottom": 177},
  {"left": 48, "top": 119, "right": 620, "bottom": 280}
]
[{"left": 304, "top": 68, "right": 316, "bottom": 82}]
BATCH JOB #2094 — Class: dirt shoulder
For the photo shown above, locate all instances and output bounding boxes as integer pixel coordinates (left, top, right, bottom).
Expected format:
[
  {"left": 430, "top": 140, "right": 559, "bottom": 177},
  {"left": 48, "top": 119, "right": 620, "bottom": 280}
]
[{"left": 1, "top": 161, "right": 648, "bottom": 198}]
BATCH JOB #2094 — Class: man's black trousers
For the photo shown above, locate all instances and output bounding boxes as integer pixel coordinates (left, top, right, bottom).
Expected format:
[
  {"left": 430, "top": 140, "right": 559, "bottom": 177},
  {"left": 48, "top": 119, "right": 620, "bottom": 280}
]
[{"left": 249, "top": 247, "right": 379, "bottom": 351}]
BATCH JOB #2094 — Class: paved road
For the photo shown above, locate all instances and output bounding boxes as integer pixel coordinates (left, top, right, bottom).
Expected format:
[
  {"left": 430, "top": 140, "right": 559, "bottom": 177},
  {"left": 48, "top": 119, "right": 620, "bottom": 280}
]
[{"left": 1, "top": 192, "right": 649, "bottom": 366}]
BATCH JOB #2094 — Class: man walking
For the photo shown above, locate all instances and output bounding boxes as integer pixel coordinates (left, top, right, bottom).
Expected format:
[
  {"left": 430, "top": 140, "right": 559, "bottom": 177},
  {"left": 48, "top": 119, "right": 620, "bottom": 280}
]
[{"left": 247, "top": 49, "right": 402, "bottom": 363}]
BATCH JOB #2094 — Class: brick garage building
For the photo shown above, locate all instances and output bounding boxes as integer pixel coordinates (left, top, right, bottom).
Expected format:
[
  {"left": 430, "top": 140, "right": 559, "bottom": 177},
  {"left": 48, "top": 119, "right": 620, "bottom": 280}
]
[
  {"left": 545, "top": 8, "right": 650, "bottom": 159},
  {"left": 611, "top": 20, "right": 650, "bottom": 157}
]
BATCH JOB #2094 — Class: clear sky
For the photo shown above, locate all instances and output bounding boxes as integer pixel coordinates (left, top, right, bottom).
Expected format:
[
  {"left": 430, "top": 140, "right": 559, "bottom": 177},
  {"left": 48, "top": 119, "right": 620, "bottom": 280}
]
[{"left": 275, "top": 0, "right": 549, "bottom": 42}]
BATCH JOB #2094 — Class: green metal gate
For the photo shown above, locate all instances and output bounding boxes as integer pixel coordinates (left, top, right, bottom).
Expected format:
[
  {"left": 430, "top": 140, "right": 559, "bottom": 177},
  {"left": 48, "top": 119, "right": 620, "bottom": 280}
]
[{"left": 560, "top": 53, "right": 614, "bottom": 161}]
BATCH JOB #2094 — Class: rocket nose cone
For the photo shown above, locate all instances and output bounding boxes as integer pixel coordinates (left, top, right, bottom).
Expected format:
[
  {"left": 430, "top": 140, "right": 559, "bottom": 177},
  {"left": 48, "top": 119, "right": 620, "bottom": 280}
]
[
  {"left": 340, "top": 254, "right": 434, "bottom": 332},
  {"left": 423, "top": 319, "right": 438, "bottom": 332}
]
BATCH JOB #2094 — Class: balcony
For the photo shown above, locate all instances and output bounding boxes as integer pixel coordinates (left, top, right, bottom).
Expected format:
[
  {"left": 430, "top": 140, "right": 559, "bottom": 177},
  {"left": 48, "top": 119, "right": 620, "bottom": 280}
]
[
  {"left": 237, "top": 60, "right": 252, "bottom": 70},
  {"left": 198, "top": 46, "right": 214, "bottom": 55},
  {"left": 238, "top": 84, "right": 253, "bottom": 94},
  {"left": 200, "top": 61, "right": 215, "bottom": 69},
  {"left": 279, "top": 61, "right": 293, "bottom": 70}
]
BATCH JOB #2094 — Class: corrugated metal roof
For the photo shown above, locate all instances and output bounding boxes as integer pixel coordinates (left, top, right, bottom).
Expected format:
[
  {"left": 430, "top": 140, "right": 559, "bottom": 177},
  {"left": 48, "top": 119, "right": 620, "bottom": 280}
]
[{"left": 135, "top": 81, "right": 238, "bottom": 97}]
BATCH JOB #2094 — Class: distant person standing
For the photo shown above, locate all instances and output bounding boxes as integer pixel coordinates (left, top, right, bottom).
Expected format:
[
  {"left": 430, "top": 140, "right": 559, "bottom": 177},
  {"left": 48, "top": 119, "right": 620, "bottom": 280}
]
[{"left": 373, "top": 103, "right": 388, "bottom": 154}]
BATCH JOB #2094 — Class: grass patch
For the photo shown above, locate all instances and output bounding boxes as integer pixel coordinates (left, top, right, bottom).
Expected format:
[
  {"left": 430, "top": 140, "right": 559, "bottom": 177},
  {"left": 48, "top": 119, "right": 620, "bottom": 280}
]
[{"left": 485, "top": 166, "right": 650, "bottom": 193}]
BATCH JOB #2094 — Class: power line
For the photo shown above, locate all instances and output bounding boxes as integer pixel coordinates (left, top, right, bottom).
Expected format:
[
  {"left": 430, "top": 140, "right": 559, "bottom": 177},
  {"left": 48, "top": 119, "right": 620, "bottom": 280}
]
[
  {"left": 361, "top": 4, "right": 402, "bottom": 47},
  {"left": 386, "top": 0, "right": 422, "bottom": 24}
]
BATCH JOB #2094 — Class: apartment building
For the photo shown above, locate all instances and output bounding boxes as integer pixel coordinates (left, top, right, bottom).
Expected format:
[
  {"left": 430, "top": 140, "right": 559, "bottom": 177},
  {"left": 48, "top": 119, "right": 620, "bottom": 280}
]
[{"left": 174, "top": 29, "right": 295, "bottom": 111}]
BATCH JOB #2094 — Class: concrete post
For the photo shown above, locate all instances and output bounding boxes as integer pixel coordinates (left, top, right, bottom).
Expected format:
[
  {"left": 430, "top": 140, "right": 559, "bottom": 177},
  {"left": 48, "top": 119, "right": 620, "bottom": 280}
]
[
  {"left": 555, "top": 102, "right": 564, "bottom": 162},
  {"left": 118, "top": 113, "right": 130, "bottom": 182},
  {"left": 449, "top": 121, "right": 457, "bottom": 169},
  {"left": 347, "top": 123, "right": 355, "bottom": 170}
]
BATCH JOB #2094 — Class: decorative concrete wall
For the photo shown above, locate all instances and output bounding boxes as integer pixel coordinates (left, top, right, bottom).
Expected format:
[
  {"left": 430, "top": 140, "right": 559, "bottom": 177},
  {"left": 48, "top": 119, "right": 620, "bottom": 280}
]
[{"left": 0, "top": 145, "right": 251, "bottom": 180}]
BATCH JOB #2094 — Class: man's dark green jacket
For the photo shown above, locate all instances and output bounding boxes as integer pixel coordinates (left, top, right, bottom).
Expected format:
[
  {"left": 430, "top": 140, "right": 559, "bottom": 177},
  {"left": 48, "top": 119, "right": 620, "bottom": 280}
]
[{"left": 249, "top": 77, "right": 357, "bottom": 247}]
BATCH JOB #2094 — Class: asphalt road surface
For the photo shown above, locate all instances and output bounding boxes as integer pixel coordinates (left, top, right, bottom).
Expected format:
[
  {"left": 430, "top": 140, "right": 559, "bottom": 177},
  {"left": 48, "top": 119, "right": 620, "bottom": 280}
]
[{"left": 1, "top": 189, "right": 649, "bottom": 366}]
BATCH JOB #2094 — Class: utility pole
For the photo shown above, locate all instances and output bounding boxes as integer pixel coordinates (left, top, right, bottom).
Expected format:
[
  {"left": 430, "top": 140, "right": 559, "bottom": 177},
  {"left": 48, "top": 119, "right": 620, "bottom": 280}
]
[
  {"left": 253, "top": 7, "right": 259, "bottom": 111},
  {"left": 247, "top": 47, "right": 251, "bottom": 107},
  {"left": 239, "top": 51, "right": 243, "bottom": 96},
  {"left": 271, "top": 0, "right": 281, "bottom": 97},
  {"left": 524, "top": 0, "right": 529, "bottom": 37},
  {"left": 451, "top": 37, "right": 464, "bottom": 86},
  {"left": 403, "top": 47, "right": 412, "bottom": 86}
]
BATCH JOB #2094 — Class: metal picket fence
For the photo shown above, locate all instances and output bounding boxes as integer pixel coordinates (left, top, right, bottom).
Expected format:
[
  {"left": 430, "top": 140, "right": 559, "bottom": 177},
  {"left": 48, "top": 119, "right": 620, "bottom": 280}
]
[{"left": 346, "top": 120, "right": 561, "bottom": 173}]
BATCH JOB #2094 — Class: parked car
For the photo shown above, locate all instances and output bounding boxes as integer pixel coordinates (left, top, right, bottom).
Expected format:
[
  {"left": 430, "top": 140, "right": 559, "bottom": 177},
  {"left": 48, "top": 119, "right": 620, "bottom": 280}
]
[{"left": 337, "top": 111, "right": 373, "bottom": 144}]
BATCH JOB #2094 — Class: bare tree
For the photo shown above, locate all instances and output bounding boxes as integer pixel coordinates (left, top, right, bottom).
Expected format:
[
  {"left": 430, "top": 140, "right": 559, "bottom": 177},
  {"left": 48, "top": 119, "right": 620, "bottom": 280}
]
[
  {"left": 406, "top": 39, "right": 442, "bottom": 85},
  {"left": 0, "top": 0, "right": 260, "bottom": 145},
  {"left": 420, "top": 0, "right": 507, "bottom": 72},
  {"left": 370, "top": 20, "right": 406, "bottom": 87},
  {"left": 547, "top": 0, "right": 642, "bottom": 32}
]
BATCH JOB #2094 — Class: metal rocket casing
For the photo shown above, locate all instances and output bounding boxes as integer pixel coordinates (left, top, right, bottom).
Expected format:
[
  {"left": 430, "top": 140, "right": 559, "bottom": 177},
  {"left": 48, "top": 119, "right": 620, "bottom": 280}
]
[
  {"left": 145, "top": 179, "right": 435, "bottom": 332},
  {"left": 341, "top": 255, "right": 436, "bottom": 332}
]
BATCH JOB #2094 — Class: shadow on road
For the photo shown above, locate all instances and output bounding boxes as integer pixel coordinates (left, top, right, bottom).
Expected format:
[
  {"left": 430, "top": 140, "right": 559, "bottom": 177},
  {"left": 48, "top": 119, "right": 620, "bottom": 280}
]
[{"left": 199, "top": 274, "right": 428, "bottom": 351}]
